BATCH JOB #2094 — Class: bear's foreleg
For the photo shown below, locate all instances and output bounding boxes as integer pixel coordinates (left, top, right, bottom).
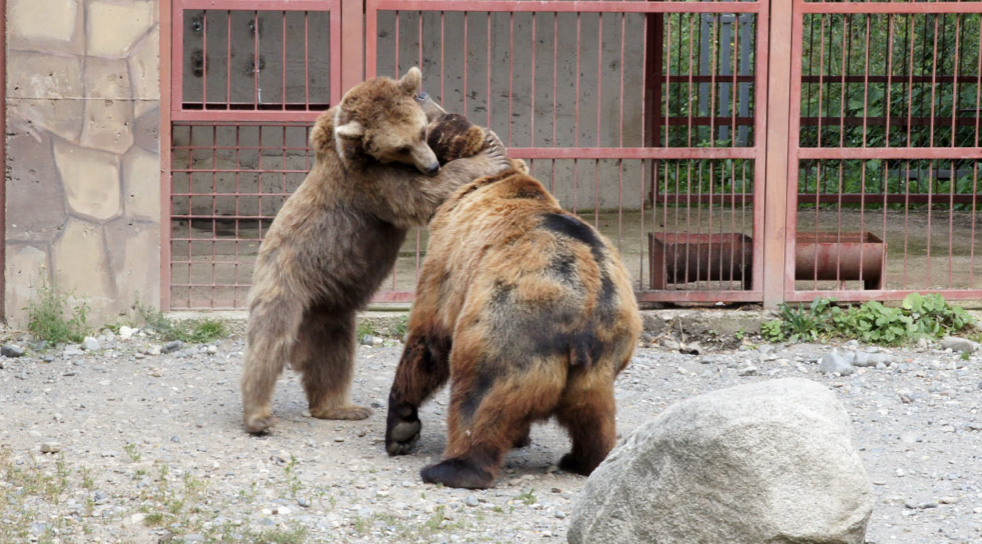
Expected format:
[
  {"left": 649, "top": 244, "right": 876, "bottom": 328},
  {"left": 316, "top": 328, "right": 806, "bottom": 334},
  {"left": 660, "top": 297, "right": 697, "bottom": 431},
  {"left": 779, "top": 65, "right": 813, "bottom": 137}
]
[
  {"left": 295, "top": 308, "right": 372, "bottom": 421},
  {"left": 241, "top": 296, "right": 305, "bottom": 433},
  {"left": 385, "top": 332, "right": 451, "bottom": 455}
]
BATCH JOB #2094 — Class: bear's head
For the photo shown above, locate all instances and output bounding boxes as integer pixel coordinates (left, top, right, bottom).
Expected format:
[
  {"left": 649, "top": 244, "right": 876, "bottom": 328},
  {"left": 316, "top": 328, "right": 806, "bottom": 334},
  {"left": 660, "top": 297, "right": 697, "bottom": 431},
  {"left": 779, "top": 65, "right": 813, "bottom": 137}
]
[{"left": 332, "top": 67, "right": 441, "bottom": 176}]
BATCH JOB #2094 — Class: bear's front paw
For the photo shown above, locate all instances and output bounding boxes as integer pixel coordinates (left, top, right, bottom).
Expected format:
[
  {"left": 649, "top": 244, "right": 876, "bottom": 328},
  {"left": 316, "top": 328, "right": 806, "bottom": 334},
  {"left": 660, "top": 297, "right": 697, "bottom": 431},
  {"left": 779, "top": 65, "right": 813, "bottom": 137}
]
[
  {"left": 243, "top": 413, "right": 276, "bottom": 434},
  {"left": 481, "top": 129, "right": 511, "bottom": 172},
  {"left": 385, "top": 419, "right": 422, "bottom": 455}
]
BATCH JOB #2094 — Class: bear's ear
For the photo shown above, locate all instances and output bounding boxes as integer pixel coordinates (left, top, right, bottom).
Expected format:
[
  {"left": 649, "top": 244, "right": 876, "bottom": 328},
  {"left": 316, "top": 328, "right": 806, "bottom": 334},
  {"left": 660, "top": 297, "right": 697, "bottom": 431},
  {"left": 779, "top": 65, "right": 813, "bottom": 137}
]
[
  {"left": 399, "top": 67, "right": 422, "bottom": 95},
  {"left": 335, "top": 119, "right": 364, "bottom": 141}
]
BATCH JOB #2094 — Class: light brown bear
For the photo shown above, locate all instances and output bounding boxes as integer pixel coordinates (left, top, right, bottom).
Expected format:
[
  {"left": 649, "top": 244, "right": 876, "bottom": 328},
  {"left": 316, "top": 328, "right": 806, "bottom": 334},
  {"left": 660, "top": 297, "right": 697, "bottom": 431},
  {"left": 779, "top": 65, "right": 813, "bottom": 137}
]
[
  {"left": 384, "top": 165, "right": 643, "bottom": 489},
  {"left": 240, "top": 68, "right": 511, "bottom": 434}
]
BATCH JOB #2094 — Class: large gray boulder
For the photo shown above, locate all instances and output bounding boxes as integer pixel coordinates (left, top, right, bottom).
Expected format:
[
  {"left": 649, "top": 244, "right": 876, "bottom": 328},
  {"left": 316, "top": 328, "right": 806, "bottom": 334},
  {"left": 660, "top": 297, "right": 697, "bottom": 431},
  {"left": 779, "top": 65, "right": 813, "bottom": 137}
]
[{"left": 568, "top": 378, "right": 873, "bottom": 544}]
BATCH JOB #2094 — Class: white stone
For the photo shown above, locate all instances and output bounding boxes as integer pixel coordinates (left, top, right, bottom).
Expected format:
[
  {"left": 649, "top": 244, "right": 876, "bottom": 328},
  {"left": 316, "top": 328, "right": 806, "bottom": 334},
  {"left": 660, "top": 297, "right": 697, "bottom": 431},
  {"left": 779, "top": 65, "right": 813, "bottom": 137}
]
[
  {"left": 86, "top": 0, "right": 155, "bottom": 58},
  {"left": 53, "top": 140, "right": 121, "bottom": 221},
  {"left": 119, "top": 326, "right": 137, "bottom": 340},
  {"left": 568, "top": 378, "right": 873, "bottom": 544}
]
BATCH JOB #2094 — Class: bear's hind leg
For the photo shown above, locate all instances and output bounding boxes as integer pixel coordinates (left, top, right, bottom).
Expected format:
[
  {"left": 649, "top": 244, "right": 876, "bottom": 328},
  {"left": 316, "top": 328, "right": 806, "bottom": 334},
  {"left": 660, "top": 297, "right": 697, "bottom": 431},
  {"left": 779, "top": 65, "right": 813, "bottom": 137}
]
[
  {"left": 241, "top": 297, "right": 305, "bottom": 433},
  {"left": 422, "top": 356, "right": 564, "bottom": 489},
  {"left": 298, "top": 309, "right": 372, "bottom": 421},
  {"left": 385, "top": 332, "right": 451, "bottom": 455},
  {"left": 554, "top": 371, "right": 617, "bottom": 476}
]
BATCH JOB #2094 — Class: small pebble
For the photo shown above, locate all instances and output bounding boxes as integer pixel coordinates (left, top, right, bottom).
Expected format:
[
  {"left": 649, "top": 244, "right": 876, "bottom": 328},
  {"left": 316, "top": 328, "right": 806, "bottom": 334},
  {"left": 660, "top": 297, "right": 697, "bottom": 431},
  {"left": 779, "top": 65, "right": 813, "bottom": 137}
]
[
  {"left": 465, "top": 495, "right": 479, "bottom": 507},
  {"left": 297, "top": 498, "right": 311, "bottom": 508},
  {"left": 2, "top": 344, "right": 25, "bottom": 358},
  {"left": 162, "top": 340, "right": 183, "bottom": 354},
  {"left": 554, "top": 510, "right": 566, "bottom": 519},
  {"left": 40, "top": 442, "right": 62, "bottom": 454}
]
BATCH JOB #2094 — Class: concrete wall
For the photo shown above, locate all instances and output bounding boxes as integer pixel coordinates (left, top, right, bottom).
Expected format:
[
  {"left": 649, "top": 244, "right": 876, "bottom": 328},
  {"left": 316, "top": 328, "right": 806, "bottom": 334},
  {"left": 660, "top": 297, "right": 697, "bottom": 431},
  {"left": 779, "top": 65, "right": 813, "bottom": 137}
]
[{"left": 5, "top": 0, "right": 161, "bottom": 325}]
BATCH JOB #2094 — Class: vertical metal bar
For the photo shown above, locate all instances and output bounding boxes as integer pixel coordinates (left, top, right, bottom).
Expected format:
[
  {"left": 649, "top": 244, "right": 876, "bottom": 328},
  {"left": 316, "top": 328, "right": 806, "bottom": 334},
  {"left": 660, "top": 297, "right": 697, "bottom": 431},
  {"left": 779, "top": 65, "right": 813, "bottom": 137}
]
[
  {"left": 440, "top": 11, "right": 445, "bottom": 103},
  {"left": 463, "top": 12, "right": 468, "bottom": 114},
  {"left": 640, "top": 12, "right": 648, "bottom": 287},
  {"left": 365, "top": 0, "right": 377, "bottom": 78},
  {"left": 531, "top": 12, "right": 536, "bottom": 147},
  {"left": 341, "top": 0, "right": 364, "bottom": 93},
  {"left": 282, "top": 11, "right": 286, "bottom": 110},
  {"left": 305, "top": 11, "right": 310, "bottom": 103},
  {"left": 330, "top": 2, "right": 342, "bottom": 104},
  {"left": 202, "top": 11, "right": 208, "bottom": 108},
  {"left": 885, "top": 14, "right": 893, "bottom": 148},
  {"left": 768, "top": 0, "right": 794, "bottom": 307},
  {"left": 254, "top": 10, "right": 260, "bottom": 108},
  {"left": 160, "top": 0, "right": 175, "bottom": 310},
  {"left": 573, "top": 13, "right": 581, "bottom": 213},
  {"left": 226, "top": 10, "right": 232, "bottom": 108},
  {"left": 394, "top": 11, "right": 399, "bottom": 77},
  {"left": 903, "top": 159, "right": 911, "bottom": 288},
  {"left": 595, "top": 13, "right": 602, "bottom": 227},
  {"left": 859, "top": 14, "right": 871, "bottom": 288},
  {"left": 487, "top": 11, "right": 492, "bottom": 128},
  {"left": 211, "top": 124, "right": 217, "bottom": 307},
  {"left": 508, "top": 11, "right": 514, "bottom": 146}
]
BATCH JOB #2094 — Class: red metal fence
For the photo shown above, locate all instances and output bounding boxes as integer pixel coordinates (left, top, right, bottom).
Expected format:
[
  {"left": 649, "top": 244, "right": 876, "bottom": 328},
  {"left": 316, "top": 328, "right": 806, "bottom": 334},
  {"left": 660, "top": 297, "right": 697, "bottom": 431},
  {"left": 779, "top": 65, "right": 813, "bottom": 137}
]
[
  {"left": 162, "top": 0, "right": 982, "bottom": 310},
  {"left": 787, "top": 0, "right": 982, "bottom": 302}
]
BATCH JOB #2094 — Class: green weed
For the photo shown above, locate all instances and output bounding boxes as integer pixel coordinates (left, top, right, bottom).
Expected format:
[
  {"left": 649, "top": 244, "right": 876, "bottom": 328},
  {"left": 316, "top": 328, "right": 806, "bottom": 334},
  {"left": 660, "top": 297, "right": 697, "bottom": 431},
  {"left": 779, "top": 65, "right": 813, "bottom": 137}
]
[
  {"left": 25, "top": 271, "right": 89, "bottom": 345},
  {"left": 763, "top": 294, "right": 977, "bottom": 345}
]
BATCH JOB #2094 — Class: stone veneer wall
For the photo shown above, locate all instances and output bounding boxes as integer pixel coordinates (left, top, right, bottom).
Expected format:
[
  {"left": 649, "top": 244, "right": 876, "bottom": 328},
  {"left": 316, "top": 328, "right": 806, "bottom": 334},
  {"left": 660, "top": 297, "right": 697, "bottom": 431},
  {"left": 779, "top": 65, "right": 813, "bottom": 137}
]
[{"left": 5, "top": 0, "right": 161, "bottom": 324}]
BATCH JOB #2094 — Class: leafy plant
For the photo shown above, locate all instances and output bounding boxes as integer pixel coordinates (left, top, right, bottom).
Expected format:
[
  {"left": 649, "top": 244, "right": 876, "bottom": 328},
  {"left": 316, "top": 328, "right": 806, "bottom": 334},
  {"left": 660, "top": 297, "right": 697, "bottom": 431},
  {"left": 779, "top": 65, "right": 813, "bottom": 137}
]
[
  {"left": 135, "top": 302, "right": 229, "bottom": 344},
  {"left": 25, "top": 271, "right": 89, "bottom": 345},
  {"left": 764, "top": 294, "right": 977, "bottom": 346}
]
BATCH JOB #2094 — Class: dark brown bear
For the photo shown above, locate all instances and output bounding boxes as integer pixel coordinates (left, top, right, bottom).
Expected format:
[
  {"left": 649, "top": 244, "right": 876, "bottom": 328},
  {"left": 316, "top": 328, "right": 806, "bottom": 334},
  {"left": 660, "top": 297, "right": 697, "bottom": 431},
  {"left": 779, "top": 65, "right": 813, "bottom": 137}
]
[
  {"left": 240, "top": 68, "right": 511, "bottom": 434},
  {"left": 384, "top": 166, "right": 643, "bottom": 489}
]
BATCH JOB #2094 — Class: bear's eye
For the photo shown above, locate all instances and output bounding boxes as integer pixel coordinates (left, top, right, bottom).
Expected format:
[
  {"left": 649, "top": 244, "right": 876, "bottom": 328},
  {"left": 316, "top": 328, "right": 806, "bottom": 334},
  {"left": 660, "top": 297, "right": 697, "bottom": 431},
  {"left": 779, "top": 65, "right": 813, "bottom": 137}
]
[{"left": 398, "top": 146, "right": 411, "bottom": 154}]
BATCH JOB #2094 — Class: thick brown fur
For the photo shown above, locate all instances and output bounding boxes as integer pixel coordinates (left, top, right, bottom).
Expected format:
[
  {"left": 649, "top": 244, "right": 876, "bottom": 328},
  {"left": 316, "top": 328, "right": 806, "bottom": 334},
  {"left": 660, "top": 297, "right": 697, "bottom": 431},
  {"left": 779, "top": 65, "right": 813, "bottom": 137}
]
[
  {"left": 240, "top": 68, "right": 511, "bottom": 434},
  {"left": 384, "top": 168, "right": 642, "bottom": 489}
]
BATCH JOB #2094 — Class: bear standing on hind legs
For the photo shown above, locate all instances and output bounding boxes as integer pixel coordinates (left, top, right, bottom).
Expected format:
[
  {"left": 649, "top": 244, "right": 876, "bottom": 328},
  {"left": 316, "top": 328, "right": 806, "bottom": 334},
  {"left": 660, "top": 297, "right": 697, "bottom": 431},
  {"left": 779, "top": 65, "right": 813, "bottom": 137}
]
[
  {"left": 240, "top": 68, "right": 511, "bottom": 434},
  {"left": 385, "top": 164, "right": 643, "bottom": 489}
]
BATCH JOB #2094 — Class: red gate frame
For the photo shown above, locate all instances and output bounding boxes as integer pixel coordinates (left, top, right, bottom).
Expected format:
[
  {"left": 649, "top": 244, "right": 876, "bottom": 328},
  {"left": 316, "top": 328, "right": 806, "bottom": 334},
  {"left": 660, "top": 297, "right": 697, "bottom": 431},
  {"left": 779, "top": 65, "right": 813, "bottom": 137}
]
[
  {"left": 161, "top": 0, "right": 343, "bottom": 310},
  {"left": 365, "top": 0, "right": 771, "bottom": 304},
  {"left": 783, "top": 0, "right": 982, "bottom": 303}
]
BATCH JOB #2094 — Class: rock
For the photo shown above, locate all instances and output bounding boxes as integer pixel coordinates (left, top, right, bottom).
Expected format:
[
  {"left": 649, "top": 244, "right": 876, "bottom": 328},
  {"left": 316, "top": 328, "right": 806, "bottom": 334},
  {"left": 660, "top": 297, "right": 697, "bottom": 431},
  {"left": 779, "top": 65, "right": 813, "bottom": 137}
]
[
  {"left": 297, "top": 497, "right": 311, "bottom": 508},
  {"left": 465, "top": 495, "right": 479, "bottom": 507},
  {"left": 119, "top": 326, "right": 137, "bottom": 339},
  {"left": 63, "top": 345, "right": 83, "bottom": 357},
  {"left": 660, "top": 337, "right": 680, "bottom": 351},
  {"left": 555, "top": 510, "right": 567, "bottom": 519},
  {"left": 206, "top": 345, "right": 218, "bottom": 354},
  {"left": 940, "top": 336, "right": 978, "bottom": 354},
  {"left": 2, "top": 344, "right": 26, "bottom": 358},
  {"left": 819, "top": 352, "right": 855, "bottom": 376},
  {"left": 82, "top": 337, "right": 100, "bottom": 351},
  {"left": 568, "top": 378, "right": 873, "bottom": 544},
  {"left": 40, "top": 442, "right": 62, "bottom": 454},
  {"left": 162, "top": 340, "right": 183, "bottom": 354},
  {"left": 681, "top": 342, "right": 704, "bottom": 356},
  {"left": 738, "top": 365, "right": 759, "bottom": 377}
]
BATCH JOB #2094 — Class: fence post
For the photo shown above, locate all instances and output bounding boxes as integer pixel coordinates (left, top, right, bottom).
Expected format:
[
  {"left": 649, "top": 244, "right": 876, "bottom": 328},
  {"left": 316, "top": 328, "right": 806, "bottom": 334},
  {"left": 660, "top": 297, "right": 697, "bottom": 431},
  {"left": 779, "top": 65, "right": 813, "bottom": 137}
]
[
  {"left": 341, "top": 0, "right": 365, "bottom": 94},
  {"left": 762, "top": 0, "right": 794, "bottom": 308}
]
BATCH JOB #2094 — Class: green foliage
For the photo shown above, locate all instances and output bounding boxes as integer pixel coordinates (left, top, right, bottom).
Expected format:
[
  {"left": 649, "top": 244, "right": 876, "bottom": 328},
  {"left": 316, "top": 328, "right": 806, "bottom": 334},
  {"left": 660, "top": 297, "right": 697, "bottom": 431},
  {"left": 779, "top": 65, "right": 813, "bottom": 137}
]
[
  {"left": 25, "top": 272, "right": 90, "bottom": 345},
  {"left": 517, "top": 489, "right": 537, "bottom": 506},
  {"left": 356, "top": 320, "right": 375, "bottom": 339},
  {"left": 764, "top": 294, "right": 977, "bottom": 345},
  {"left": 394, "top": 315, "right": 409, "bottom": 338},
  {"left": 135, "top": 302, "right": 229, "bottom": 344}
]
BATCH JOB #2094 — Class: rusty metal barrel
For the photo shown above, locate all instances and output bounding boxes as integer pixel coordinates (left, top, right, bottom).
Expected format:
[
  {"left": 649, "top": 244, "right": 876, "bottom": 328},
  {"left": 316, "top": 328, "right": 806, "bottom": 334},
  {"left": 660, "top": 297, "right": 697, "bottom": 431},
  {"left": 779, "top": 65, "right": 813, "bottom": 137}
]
[
  {"left": 794, "top": 232, "right": 886, "bottom": 290},
  {"left": 649, "top": 233, "right": 754, "bottom": 291}
]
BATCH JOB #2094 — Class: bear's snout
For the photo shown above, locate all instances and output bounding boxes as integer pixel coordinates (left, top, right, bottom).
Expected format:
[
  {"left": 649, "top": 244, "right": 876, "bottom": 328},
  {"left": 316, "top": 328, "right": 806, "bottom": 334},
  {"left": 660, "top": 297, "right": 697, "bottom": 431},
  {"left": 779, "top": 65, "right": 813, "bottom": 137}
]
[{"left": 421, "top": 161, "right": 441, "bottom": 176}]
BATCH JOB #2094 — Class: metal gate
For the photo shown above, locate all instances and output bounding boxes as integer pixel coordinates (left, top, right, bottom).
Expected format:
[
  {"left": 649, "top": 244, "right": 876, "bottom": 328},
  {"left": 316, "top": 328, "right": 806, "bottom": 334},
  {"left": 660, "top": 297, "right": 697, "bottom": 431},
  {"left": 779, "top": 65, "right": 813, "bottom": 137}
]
[
  {"left": 785, "top": 0, "right": 982, "bottom": 303},
  {"left": 364, "top": 0, "right": 770, "bottom": 303}
]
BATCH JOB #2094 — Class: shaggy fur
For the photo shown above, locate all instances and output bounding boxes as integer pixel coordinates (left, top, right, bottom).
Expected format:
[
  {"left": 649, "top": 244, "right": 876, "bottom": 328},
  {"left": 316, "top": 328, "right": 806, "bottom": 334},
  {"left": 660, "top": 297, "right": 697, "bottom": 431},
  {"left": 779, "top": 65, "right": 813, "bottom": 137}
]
[
  {"left": 384, "top": 168, "right": 642, "bottom": 489},
  {"left": 240, "top": 68, "right": 511, "bottom": 433}
]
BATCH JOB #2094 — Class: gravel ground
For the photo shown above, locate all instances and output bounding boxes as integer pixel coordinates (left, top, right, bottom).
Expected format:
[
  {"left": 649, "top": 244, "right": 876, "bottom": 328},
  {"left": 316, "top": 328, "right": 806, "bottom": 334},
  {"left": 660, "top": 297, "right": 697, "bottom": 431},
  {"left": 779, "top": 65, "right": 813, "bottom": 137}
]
[{"left": 1, "top": 328, "right": 981, "bottom": 544}]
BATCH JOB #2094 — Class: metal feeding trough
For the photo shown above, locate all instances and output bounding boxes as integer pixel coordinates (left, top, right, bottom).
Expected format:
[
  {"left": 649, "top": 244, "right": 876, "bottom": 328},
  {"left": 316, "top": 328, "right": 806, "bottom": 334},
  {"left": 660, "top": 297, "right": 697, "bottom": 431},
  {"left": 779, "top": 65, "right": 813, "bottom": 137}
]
[
  {"left": 649, "top": 233, "right": 754, "bottom": 291},
  {"left": 795, "top": 231, "right": 887, "bottom": 290}
]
